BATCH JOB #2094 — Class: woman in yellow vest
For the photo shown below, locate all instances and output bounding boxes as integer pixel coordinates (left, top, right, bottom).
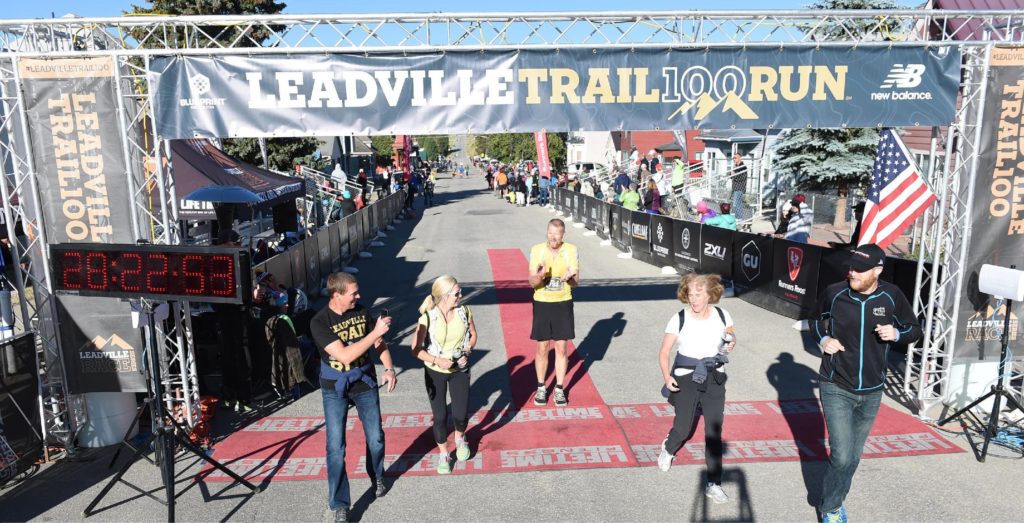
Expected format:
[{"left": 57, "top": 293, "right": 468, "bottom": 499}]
[{"left": 412, "top": 275, "right": 478, "bottom": 474}]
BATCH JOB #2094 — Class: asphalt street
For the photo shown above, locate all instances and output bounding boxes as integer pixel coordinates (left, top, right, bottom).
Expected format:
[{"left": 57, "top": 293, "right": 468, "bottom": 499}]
[{"left": 1, "top": 162, "right": 1021, "bottom": 523}]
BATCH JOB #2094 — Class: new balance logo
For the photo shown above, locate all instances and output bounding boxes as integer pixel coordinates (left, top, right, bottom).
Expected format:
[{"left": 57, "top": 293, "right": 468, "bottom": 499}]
[{"left": 880, "top": 64, "right": 925, "bottom": 89}]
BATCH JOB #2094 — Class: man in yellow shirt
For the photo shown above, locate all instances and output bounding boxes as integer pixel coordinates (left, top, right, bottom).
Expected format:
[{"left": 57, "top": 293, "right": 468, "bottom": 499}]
[{"left": 527, "top": 219, "right": 579, "bottom": 407}]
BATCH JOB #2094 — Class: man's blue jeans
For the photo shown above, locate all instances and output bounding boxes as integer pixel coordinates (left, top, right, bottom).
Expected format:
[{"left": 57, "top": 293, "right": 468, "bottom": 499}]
[
  {"left": 539, "top": 186, "right": 549, "bottom": 205},
  {"left": 322, "top": 387, "right": 385, "bottom": 511},
  {"left": 819, "top": 381, "right": 882, "bottom": 513}
]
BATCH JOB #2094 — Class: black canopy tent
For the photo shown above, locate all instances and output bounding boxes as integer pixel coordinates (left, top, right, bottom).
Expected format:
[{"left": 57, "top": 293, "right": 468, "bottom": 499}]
[{"left": 169, "top": 139, "right": 305, "bottom": 220}]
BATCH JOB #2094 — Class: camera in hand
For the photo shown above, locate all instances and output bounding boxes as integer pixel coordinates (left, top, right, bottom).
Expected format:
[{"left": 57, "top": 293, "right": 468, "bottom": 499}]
[{"left": 451, "top": 350, "right": 469, "bottom": 372}]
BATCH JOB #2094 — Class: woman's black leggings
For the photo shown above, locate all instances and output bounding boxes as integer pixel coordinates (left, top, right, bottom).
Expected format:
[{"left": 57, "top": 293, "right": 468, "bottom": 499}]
[
  {"left": 665, "top": 372, "right": 726, "bottom": 484},
  {"left": 424, "top": 367, "right": 470, "bottom": 445}
]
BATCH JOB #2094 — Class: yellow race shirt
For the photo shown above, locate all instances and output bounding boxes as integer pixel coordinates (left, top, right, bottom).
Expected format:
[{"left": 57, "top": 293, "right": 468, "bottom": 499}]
[
  {"left": 529, "top": 242, "right": 579, "bottom": 303},
  {"left": 419, "top": 306, "right": 473, "bottom": 374}
]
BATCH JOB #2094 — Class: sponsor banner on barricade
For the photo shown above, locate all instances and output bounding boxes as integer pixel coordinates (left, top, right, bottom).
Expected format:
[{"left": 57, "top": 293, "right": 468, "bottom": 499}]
[
  {"left": 585, "top": 195, "right": 593, "bottom": 230},
  {"left": 316, "top": 228, "right": 333, "bottom": 281},
  {"left": 609, "top": 205, "right": 623, "bottom": 248},
  {"left": 303, "top": 234, "right": 321, "bottom": 296},
  {"left": 328, "top": 222, "right": 343, "bottom": 272},
  {"left": 265, "top": 251, "right": 294, "bottom": 290},
  {"left": 360, "top": 208, "right": 372, "bottom": 246},
  {"left": 150, "top": 48, "right": 960, "bottom": 138},
  {"left": 649, "top": 214, "right": 674, "bottom": 267},
  {"left": 771, "top": 239, "right": 822, "bottom": 318},
  {"left": 732, "top": 232, "right": 775, "bottom": 310},
  {"left": 595, "top": 201, "right": 610, "bottom": 240},
  {"left": 572, "top": 192, "right": 582, "bottom": 223},
  {"left": 672, "top": 219, "right": 700, "bottom": 273},
  {"left": 617, "top": 207, "right": 632, "bottom": 253},
  {"left": 20, "top": 56, "right": 145, "bottom": 393},
  {"left": 338, "top": 216, "right": 352, "bottom": 264},
  {"left": 699, "top": 225, "right": 733, "bottom": 278},
  {"left": 630, "top": 211, "right": 653, "bottom": 264},
  {"left": 348, "top": 212, "right": 364, "bottom": 254},
  {"left": 288, "top": 244, "right": 308, "bottom": 299},
  {"left": 953, "top": 46, "right": 1024, "bottom": 362}
]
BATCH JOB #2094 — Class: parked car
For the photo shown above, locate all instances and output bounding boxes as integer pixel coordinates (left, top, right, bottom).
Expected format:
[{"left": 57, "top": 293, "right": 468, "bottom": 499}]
[{"left": 569, "top": 161, "right": 609, "bottom": 181}]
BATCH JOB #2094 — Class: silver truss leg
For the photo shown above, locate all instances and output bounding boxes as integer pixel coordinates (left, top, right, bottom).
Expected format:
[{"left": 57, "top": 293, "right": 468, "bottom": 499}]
[
  {"left": 909, "top": 45, "right": 993, "bottom": 414},
  {"left": 4, "top": 56, "right": 87, "bottom": 458}
]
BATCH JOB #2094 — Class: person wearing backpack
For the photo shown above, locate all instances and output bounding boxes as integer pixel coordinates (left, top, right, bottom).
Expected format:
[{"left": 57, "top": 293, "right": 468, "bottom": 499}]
[
  {"left": 656, "top": 273, "right": 737, "bottom": 505},
  {"left": 411, "top": 275, "right": 478, "bottom": 474}
]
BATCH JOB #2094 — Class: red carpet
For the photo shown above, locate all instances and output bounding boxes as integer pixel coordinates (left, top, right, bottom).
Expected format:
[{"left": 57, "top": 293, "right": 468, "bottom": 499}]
[
  {"left": 487, "top": 248, "right": 604, "bottom": 408},
  {"left": 201, "top": 400, "right": 960, "bottom": 483}
]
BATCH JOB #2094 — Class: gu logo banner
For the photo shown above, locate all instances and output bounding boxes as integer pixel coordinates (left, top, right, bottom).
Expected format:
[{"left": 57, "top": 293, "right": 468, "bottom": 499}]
[
  {"left": 681, "top": 228, "right": 691, "bottom": 250},
  {"left": 787, "top": 247, "right": 804, "bottom": 281},
  {"left": 741, "top": 240, "right": 761, "bottom": 282}
]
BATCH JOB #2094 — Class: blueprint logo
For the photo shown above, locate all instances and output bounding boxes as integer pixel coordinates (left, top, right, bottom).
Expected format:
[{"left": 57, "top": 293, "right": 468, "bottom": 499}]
[
  {"left": 880, "top": 64, "right": 925, "bottom": 89},
  {"left": 189, "top": 73, "right": 212, "bottom": 95},
  {"left": 180, "top": 73, "right": 226, "bottom": 108}
]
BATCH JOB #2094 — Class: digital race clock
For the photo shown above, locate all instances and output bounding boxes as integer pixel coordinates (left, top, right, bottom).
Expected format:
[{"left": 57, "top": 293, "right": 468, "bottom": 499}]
[{"left": 50, "top": 243, "right": 251, "bottom": 304}]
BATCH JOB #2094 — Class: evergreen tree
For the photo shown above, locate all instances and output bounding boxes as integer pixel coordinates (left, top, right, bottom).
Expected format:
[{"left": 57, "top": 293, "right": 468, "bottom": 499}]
[
  {"left": 769, "top": 0, "right": 902, "bottom": 224},
  {"left": 129, "top": 0, "right": 317, "bottom": 172}
]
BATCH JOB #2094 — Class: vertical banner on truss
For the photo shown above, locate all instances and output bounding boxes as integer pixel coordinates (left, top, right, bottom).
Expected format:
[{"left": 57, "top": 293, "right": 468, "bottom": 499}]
[
  {"left": 20, "top": 57, "right": 146, "bottom": 393},
  {"left": 535, "top": 130, "right": 551, "bottom": 179},
  {"left": 954, "top": 47, "right": 1024, "bottom": 363}
]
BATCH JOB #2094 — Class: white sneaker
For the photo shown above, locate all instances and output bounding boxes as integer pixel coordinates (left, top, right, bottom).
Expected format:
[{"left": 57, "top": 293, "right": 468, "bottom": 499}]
[
  {"left": 657, "top": 440, "right": 673, "bottom": 472},
  {"left": 705, "top": 483, "right": 729, "bottom": 504}
]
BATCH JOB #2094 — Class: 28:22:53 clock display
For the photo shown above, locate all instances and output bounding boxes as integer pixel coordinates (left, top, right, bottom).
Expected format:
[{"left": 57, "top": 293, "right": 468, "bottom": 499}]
[{"left": 50, "top": 244, "right": 251, "bottom": 304}]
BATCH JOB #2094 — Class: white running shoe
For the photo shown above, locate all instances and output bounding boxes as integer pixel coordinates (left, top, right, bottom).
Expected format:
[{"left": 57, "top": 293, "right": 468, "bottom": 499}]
[
  {"left": 657, "top": 440, "right": 673, "bottom": 472},
  {"left": 705, "top": 483, "right": 729, "bottom": 504}
]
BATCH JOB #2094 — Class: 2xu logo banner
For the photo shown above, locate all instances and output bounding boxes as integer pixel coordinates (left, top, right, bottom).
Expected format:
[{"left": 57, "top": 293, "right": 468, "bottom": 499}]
[
  {"left": 699, "top": 225, "right": 733, "bottom": 279},
  {"left": 150, "top": 47, "right": 960, "bottom": 139}
]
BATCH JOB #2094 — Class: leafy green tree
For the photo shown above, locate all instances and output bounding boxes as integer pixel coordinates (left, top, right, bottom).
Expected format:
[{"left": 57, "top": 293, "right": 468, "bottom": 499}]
[
  {"left": 371, "top": 135, "right": 395, "bottom": 167},
  {"left": 414, "top": 135, "right": 451, "bottom": 162},
  {"left": 472, "top": 133, "right": 566, "bottom": 170}
]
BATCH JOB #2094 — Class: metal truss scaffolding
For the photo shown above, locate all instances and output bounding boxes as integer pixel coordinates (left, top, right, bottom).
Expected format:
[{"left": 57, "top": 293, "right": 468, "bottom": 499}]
[{"left": 1, "top": 10, "right": 1022, "bottom": 458}]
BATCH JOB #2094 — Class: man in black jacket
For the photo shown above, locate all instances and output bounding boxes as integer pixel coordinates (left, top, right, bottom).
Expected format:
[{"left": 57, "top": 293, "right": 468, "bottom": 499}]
[{"left": 809, "top": 243, "right": 922, "bottom": 523}]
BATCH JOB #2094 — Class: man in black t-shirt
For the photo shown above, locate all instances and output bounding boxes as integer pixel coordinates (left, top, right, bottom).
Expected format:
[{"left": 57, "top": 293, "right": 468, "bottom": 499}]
[{"left": 309, "top": 272, "right": 396, "bottom": 522}]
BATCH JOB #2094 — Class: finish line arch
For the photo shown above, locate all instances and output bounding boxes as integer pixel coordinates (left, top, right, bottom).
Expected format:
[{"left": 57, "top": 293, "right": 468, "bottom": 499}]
[{"left": 0, "top": 9, "right": 1020, "bottom": 459}]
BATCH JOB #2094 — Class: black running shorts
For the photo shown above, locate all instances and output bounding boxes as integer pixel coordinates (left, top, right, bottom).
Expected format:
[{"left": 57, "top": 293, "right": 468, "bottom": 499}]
[{"left": 530, "top": 300, "right": 575, "bottom": 341}]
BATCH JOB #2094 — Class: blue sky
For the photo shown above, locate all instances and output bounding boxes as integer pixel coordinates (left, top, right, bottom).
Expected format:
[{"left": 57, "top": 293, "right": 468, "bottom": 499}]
[{"left": 7, "top": 1, "right": 810, "bottom": 20}]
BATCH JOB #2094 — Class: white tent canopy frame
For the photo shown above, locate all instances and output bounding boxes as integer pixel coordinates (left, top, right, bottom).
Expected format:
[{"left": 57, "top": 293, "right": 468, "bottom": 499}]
[{"left": 0, "top": 9, "right": 1021, "bottom": 460}]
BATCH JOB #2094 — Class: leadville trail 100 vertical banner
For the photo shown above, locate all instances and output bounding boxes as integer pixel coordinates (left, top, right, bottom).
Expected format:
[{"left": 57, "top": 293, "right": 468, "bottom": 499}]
[
  {"left": 954, "top": 47, "right": 1024, "bottom": 363},
  {"left": 20, "top": 57, "right": 146, "bottom": 393},
  {"left": 150, "top": 47, "right": 960, "bottom": 138}
]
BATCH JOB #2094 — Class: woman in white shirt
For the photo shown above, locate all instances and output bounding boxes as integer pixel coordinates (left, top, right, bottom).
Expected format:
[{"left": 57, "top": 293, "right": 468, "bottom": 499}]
[{"left": 656, "top": 273, "right": 736, "bottom": 504}]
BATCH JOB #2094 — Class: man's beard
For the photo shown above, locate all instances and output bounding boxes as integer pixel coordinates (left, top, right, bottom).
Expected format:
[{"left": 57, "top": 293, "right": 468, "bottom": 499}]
[{"left": 849, "top": 272, "right": 878, "bottom": 293}]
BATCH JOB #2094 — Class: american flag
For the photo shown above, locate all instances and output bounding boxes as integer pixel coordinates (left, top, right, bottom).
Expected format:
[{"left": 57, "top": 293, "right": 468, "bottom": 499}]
[{"left": 858, "top": 129, "right": 937, "bottom": 249}]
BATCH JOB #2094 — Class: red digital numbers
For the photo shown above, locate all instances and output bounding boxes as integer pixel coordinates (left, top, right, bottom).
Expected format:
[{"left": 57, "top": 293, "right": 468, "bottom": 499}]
[
  {"left": 145, "top": 253, "right": 169, "bottom": 293},
  {"left": 61, "top": 251, "right": 83, "bottom": 289},
  {"left": 120, "top": 252, "right": 143, "bottom": 292},
  {"left": 85, "top": 252, "right": 108, "bottom": 290},
  {"left": 209, "top": 255, "right": 235, "bottom": 297},
  {"left": 181, "top": 255, "right": 205, "bottom": 295},
  {"left": 52, "top": 245, "right": 243, "bottom": 303}
]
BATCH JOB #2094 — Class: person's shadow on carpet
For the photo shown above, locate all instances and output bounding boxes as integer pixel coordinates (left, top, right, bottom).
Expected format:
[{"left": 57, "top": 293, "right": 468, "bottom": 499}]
[{"left": 766, "top": 352, "right": 825, "bottom": 510}]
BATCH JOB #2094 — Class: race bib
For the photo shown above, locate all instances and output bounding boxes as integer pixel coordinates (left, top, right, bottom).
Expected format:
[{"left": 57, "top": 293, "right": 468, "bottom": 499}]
[{"left": 545, "top": 276, "right": 563, "bottom": 292}]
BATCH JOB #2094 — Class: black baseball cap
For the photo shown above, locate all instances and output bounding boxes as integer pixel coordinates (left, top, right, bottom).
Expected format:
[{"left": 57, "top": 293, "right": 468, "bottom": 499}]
[{"left": 848, "top": 244, "right": 885, "bottom": 272}]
